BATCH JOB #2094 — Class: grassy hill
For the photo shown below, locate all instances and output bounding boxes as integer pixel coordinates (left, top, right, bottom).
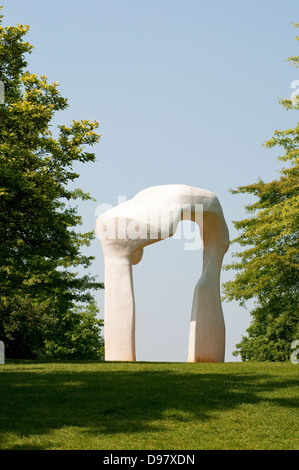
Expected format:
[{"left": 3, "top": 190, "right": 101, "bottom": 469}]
[{"left": 0, "top": 361, "right": 298, "bottom": 450}]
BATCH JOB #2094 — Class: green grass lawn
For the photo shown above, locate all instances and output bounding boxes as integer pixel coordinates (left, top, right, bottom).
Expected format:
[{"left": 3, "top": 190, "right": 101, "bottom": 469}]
[{"left": 0, "top": 361, "right": 298, "bottom": 450}]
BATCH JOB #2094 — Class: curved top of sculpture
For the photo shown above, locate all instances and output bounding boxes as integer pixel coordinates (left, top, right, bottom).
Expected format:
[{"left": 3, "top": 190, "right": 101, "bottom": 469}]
[{"left": 96, "top": 184, "right": 229, "bottom": 263}]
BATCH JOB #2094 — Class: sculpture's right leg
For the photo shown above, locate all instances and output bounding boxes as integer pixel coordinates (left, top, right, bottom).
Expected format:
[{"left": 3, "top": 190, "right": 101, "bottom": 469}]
[
  {"left": 103, "top": 252, "right": 136, "bottom": 361},
  {"left": 188, "top": 210, "right": 229, "bottom": 363}
]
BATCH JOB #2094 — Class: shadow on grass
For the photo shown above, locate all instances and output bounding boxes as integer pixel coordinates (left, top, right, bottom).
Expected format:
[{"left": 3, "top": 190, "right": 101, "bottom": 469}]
[{"left": 0, "top": 362, "right": 298, "bottom": 449}]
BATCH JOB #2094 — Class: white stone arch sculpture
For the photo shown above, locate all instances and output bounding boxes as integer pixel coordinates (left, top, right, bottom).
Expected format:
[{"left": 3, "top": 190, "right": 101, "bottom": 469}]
[{"left": 95, "top": 184, "right": 229, "bottom": 362}]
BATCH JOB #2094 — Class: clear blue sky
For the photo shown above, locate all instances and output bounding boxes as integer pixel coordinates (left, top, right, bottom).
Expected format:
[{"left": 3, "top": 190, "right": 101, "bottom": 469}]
[{"left": 2, "top": 0, "right": 299, "bottom": 361}]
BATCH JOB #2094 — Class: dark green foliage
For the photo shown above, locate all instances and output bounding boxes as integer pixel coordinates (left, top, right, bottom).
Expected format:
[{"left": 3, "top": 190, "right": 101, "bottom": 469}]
[
  {"left": 0, "top": 7, "right": 104, "bottom": 359},
  {"left": 223, "top": 26, "right": 299, "bottom": 361}
]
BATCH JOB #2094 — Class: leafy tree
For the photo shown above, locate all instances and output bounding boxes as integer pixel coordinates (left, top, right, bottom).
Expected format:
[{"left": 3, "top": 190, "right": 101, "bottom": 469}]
[
  {"left": 0, "top": 7, "right": 104, "bottom": 359},
  {"left": 223, "top": 25, "right": 299, "bottom": 362}
]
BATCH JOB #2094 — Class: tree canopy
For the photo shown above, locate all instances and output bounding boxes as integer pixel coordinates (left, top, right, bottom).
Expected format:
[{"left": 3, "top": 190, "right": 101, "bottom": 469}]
[
  {"left": 223, "top": 25, "right": 299, "bottom": 361},
  {"left": 0, "top": 7, "right": 104, "bottom": 359}
]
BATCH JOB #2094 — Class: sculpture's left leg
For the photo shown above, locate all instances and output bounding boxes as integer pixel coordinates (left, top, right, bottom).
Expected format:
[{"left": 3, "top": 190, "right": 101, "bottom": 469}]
[{"left": 103, "top": 252, "right": 136, "bottom": 361}]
